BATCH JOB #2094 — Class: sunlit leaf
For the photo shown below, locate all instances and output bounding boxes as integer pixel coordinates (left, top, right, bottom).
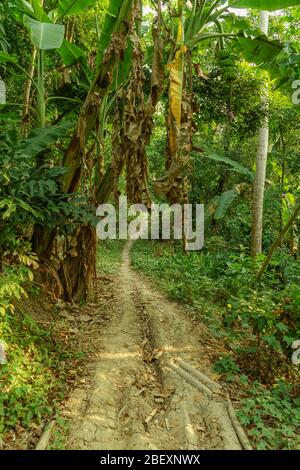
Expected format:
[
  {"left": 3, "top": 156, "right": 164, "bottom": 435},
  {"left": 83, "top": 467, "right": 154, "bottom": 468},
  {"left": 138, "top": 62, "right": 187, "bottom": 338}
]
[
  {"left": 232, "top": 0, "right": 300, "bottom": 11},
  {"left": 57, "top": 0, "right": 97, "bottom": 19},
  {"left": 24, "top": 16, "right": 65, "bottom": 50}
]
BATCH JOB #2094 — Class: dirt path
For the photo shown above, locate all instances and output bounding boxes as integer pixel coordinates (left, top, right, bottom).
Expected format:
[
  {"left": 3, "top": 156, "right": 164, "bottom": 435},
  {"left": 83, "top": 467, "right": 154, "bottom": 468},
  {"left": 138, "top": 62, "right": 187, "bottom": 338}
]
[{"left": 63, "top": 243, "right": 243, "bottom": 450}]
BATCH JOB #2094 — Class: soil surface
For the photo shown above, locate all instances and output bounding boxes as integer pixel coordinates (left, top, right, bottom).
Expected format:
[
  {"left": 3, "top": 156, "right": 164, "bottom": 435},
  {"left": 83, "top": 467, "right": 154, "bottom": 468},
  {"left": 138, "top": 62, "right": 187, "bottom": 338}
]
[{"left": 63, "top": 243, "right": 243, "bottom": 450}]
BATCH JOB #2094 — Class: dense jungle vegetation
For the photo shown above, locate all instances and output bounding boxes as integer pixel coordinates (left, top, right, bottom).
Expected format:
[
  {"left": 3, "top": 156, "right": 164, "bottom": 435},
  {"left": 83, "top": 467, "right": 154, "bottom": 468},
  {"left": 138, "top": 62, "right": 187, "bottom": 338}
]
[{"left": 0, "top": 0, "right": 300, "bottom": 452}]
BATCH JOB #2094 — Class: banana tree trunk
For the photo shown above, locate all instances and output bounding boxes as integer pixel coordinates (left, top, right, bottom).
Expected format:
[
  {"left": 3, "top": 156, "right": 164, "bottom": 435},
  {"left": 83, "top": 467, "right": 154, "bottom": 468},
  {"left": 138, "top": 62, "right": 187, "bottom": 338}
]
[
  {"left": 33, "top": 28, "right": 132, "bottom": 303},
  {"left": 251, "top": 11, "right": 269, "bottom": 257},
  {"left": 125, "top": 0, "right": 163, "bottom": 206},
  {"left": 59, "top": 29, "right": 130, "bottom": 302},
  {"left": 59, "top": 225, "right": 96, "bottom": 302},
  {"left": 153, "top": 1, "right": 194, "bottom": 206},
  {"left": 96, "top": 2, "right": 164, "bottom": 207},
  {"left": 63, "top": 29, "right": 129, "bottom": 194}
]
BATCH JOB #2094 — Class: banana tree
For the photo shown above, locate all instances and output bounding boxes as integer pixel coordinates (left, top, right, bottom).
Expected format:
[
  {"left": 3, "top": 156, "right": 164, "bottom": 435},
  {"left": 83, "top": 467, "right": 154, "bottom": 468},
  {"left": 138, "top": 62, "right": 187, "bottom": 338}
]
[
  {"left": 153, "top": 0, "right": 300, "bottom": 206},
  {"left": 62, "top": 0, "right": 134, "bottom": 195},
  {"left": 96, "top": 0, "right": 165, "bottom": 206},
  {"left": 21, "top": 0, "right": 100, "bottom": 128},
  {"left": 24, "top": 15, "right": 65, "bottom": 127},
  {"left": 1, "top": 0, "right": 129, "bottom": 301},
  {"left": 34, "top": 0, "right": 135, "bottom": 301}
]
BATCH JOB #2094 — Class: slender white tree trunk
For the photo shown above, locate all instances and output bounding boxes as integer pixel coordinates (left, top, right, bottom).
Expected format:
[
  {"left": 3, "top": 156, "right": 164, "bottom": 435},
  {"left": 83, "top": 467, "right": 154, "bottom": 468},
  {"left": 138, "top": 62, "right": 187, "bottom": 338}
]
[{"left": 251, "top": 10, "right": 269, "bottom": 257}]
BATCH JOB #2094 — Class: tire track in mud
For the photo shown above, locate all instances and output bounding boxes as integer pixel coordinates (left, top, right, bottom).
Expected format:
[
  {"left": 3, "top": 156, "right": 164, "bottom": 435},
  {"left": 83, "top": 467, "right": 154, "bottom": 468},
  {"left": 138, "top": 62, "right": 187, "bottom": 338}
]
[{"left": 64, "top": 243, "right": 243, "bottom": 450}]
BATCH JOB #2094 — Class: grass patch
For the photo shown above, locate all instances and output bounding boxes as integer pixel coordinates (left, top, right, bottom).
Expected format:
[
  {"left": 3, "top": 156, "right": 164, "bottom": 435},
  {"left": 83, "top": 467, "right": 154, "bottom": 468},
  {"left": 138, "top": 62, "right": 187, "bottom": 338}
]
[{"left": 96, "top": 240, "right": 126, "bottom": 275}]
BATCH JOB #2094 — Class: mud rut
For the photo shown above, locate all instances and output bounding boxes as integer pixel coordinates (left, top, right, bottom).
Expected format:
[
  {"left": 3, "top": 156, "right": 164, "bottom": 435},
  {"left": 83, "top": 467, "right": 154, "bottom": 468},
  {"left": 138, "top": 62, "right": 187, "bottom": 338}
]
[{"left": 64, "top": 243, "right": 244, "bottom": 450}]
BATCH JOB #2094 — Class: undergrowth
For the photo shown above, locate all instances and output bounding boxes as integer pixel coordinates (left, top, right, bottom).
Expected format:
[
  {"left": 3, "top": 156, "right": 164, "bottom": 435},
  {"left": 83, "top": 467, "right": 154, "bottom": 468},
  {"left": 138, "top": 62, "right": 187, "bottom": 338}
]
[
  {"left": 0, "top": 265, "right": 76, "bottom": 448},
  {"left": 96, "top": 239, "right": 126, "bottom": 275},
  {"left": 130, "top": 238, "right": 300, "bottom": 450}
]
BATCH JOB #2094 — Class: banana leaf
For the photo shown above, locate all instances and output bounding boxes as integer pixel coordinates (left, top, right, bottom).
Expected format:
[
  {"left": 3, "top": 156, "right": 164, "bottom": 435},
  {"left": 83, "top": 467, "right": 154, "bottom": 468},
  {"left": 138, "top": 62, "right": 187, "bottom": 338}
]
[
  {"left": 24, "top": 16, "right": 65, "bottom": 50},
  {"left": 57, "top": 0, "right": 97, "bottom": 20},
  {"left": 232, "top": 0, "right": 300, "bottom": 11},
  {"left": 17, "top": 122, "right": 74, "bottom": 157}
]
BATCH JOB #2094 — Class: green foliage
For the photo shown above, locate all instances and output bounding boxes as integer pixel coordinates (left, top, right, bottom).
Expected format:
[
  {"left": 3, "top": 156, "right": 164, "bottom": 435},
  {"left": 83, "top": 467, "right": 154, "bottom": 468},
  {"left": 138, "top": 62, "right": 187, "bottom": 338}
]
[
  {"left": 213, "top": 355, "right": 241, "bottom": 382},
  {"left": 58, "top": 40, "right": 86, "bottom": 66},
  {"left": 57, "top": 0, "right": 97, "bottom": 20},
  {"left": 0, "top": 51, "right": 17, "bottom": 65},
  {"left": 200, "top": 150, "right": 253, "bottom": 179},
  {"left": 96, "top": 239, "right": 126, "bottom": 275},
  {"left": 49, "top": 416, "right": 69, "bottom": 450},
  {"left": 131, "top": 239, "right": 229, "bottom": 306},
  {"left": 233, "top": 0, "right": 300, "bottom": 10},
  {"left": 17, "top": 122, "right": 74, "bottom": 157},
  {"left": 214, "top": 188, "right": 240, "bottom": 220},
  {"left": 237, "top": 380, "right": 300, "bottom": 450},
  {"left": 96, "top": 0, "right": 133, "bottom": 67},
  {"left": 0, "top": 266, "right": 68, "bottom": 441},
  {"left": 0, "top": 123, "right": 96, "bottom": 253},
  {"left": 0, "top": 265, "right": 33, "bottom": 317},
  {"left": 0, "top": 0, "right": 300, "bottom": 451},
  {"left": 0, "top": 22, "right": 9, "bottom": 52}
]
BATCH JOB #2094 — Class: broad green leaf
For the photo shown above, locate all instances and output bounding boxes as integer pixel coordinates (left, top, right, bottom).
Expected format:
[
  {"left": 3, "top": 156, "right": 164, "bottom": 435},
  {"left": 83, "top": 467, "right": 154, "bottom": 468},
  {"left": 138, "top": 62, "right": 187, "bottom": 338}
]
[
  {"left": 24, "top": 16, "right": 65, "bottom": 50},
  {"left": 256, "top": 316, "right": 267, "bottom": 333},
  {"left": 57, "top": 0, "right": 97, "bottom": 20},
  {"left": 112, "top": 43, "right": 133, "bottom": 90},
  {"left": 215, "top": 190, "right": 239, "bottom": 220},
  {"left": 32, "top": 0, "right": 46, "bottom": 20},
  {"left": 18, "top": 0, "right": 51, "bottom": 22},
  {"left": 205, "top": 195, "right": 220, "bottom": 220},
  {"left": 188, "top": 31, "right": 282, "bottom": 66},
  {"left": 0, "top": 23, "right": 9, "bottom": 53},
  {"left": 0, "top": 198, "right": 13, "bottom": 209},
  {"left": 58, "top": 40, "right": 85, "bottom": 66},
  {"left": 16, "top": 122, "right": 74, "bottom": 157},
  {"left": 200, "top": 150, "right": 254, "bottom": 178},
  {"left": 15, "top": 198, "right": 39, "bottom": 217},
  {"left": 211, "top": 154, "right": 252, "bottom": 177},
  {"left": 235, "top": 32, "right": 282, "bottom": 65},
  {"left": 232, "top": 0, "right": 300, "bottom": 10},
  {"left": 1, "top": 201, "right": 17, "bottom": 219}
]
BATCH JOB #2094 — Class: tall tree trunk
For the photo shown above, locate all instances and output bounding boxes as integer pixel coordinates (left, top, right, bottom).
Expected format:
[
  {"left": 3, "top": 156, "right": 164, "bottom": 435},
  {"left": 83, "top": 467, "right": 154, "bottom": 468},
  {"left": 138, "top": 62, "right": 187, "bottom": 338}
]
[{"left": 251, "top": 10, "right": 269, "bottom": 257}]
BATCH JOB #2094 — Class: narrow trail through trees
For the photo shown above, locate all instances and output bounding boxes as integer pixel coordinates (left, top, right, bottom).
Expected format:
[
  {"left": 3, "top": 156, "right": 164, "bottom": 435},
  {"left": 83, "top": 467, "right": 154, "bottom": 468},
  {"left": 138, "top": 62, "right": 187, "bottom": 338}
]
[{"left": 63, "top": 243, "right": 244, "bottom": 450}]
